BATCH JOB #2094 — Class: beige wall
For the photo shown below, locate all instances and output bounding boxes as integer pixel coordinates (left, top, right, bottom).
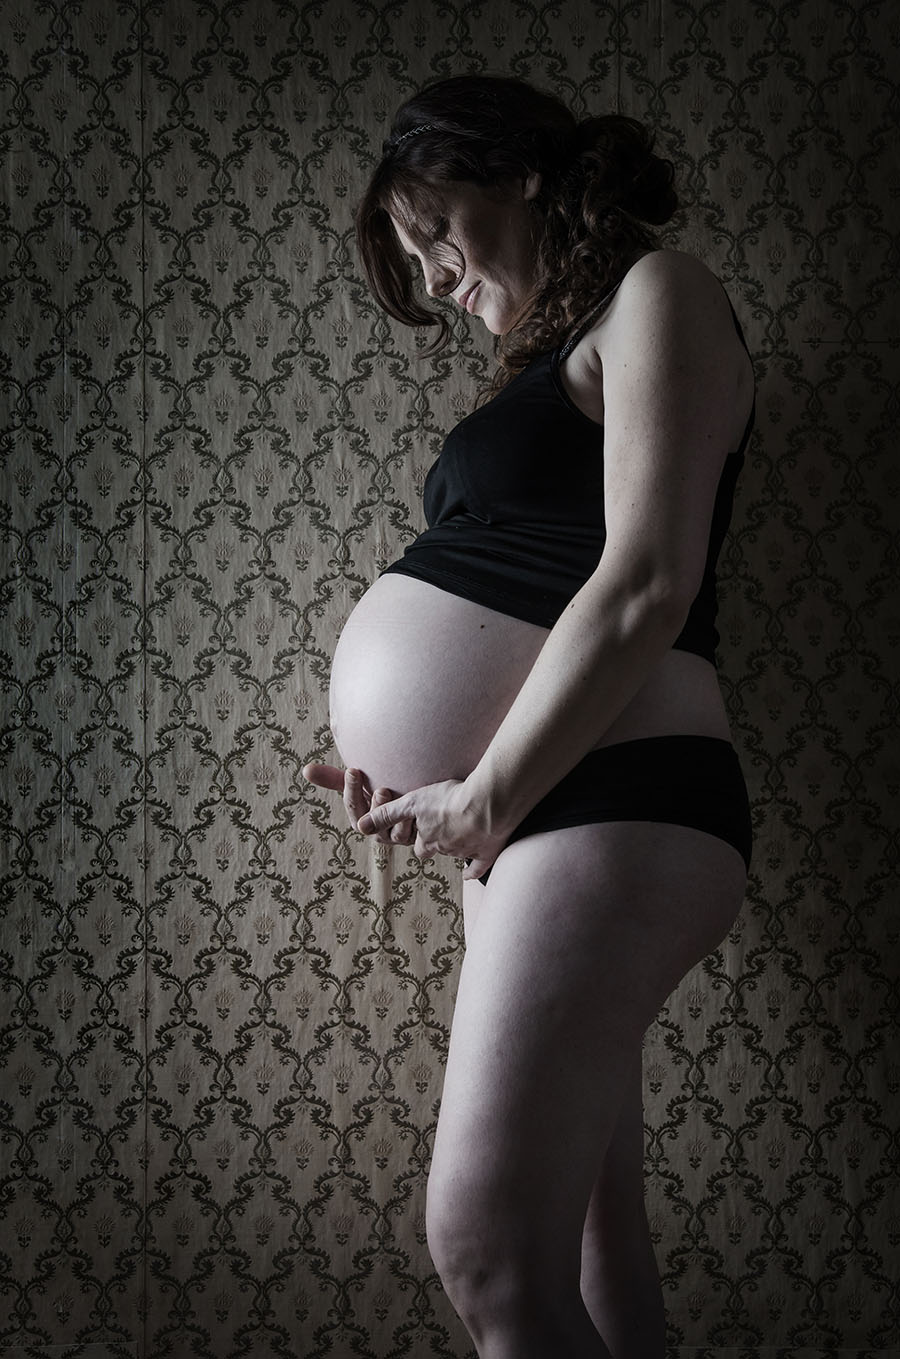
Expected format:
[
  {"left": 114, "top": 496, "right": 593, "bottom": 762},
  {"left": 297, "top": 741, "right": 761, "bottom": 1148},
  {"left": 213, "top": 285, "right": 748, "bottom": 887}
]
[{"left": 1, "top": 2, "right": 896, "bottom": 1356}]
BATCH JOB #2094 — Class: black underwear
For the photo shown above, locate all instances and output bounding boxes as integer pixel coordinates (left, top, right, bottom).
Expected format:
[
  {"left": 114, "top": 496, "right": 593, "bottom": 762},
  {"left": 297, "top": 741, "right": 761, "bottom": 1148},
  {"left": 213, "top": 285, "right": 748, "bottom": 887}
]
[{"left": 478, "top": 735, "right": 752, "bottom": 885}]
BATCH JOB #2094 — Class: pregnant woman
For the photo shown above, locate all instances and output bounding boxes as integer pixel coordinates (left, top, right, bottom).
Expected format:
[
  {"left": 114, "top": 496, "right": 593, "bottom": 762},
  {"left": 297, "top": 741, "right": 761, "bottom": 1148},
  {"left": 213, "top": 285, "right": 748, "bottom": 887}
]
[{"left": 304, "top": 74, "right": 755, "bottom": 1359}]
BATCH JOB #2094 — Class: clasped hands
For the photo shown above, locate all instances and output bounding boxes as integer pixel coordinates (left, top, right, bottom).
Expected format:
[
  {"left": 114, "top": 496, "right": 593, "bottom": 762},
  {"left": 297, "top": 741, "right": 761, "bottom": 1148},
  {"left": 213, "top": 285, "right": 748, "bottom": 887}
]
[{"left": 301, "top": 763, "right": 507, "bottom": 880}]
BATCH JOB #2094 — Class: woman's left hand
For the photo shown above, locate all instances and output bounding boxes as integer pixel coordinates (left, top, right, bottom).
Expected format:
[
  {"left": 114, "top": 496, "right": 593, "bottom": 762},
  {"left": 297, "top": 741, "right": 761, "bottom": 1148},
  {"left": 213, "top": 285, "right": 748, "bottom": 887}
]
[{"left": 358, "top": 778, "right": 508, "bottom": 881}]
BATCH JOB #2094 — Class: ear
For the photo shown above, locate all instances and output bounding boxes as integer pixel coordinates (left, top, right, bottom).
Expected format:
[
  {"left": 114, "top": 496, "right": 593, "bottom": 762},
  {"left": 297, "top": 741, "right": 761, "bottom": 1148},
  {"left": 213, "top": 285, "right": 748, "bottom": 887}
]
[{"left": 523, "top": 170, "right": 542, "bottom": 200}]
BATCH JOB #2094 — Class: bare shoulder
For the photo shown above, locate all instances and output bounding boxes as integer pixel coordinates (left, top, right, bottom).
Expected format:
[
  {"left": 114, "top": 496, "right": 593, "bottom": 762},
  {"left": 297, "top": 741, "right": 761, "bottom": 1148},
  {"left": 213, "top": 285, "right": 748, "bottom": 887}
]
[
  {"left": 582, "top": 249, "right": 754, "bottom": 452},
  {"left": 590, "top": 249, "right": 753, "bottom": 406},
  {"left": 561, "top": 251, "right": 752, "bottom": 430},
  {"left": 598, "top": 249, "right": 739, "bottom": 346},
  {"left": 622, "top": 247, "right": 723, "bottom": 291}
]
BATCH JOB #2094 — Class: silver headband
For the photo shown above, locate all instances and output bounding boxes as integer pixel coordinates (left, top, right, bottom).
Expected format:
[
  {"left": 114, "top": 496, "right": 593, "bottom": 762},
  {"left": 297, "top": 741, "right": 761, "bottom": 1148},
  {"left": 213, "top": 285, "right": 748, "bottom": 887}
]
[{"left": 387, "top": 122, "right": 436, "bottom": 152}]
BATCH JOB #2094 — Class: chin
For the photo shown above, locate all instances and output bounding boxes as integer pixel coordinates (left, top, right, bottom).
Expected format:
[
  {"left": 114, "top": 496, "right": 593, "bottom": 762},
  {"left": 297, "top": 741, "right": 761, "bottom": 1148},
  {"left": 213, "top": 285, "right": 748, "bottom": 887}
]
[
  {"left": 476, "top": 298, "right": 520, "bottom": 336},
  {"left": 478, "top": 308, "right": 508, "bottom": 336}
]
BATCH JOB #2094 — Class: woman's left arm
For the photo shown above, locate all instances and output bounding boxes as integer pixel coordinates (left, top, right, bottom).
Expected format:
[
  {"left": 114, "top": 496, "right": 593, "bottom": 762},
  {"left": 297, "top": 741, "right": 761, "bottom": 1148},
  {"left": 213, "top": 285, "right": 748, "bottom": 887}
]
[{"left": 359, "top": 252, "right": 752, "bottom": 877}]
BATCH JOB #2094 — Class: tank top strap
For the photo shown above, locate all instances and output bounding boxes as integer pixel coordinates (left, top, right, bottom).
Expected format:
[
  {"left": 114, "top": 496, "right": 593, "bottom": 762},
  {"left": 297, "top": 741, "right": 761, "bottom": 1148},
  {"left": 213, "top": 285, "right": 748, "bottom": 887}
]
[{"left": 557, "top": 280, "right": 625, "bottom": 361}]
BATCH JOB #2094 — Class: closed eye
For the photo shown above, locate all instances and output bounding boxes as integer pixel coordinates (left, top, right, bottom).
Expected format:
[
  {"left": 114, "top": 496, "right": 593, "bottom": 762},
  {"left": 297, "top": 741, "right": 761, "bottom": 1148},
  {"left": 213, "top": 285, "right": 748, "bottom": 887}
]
[{"left": 401, "top": 217, "right": 449, "bottom": 262}]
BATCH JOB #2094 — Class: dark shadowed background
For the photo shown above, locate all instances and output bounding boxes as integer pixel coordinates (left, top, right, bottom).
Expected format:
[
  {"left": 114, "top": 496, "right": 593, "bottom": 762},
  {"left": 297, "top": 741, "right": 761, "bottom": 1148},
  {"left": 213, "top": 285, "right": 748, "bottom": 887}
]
[{"left": 1, "top": 2, "right": 897, "bottom": 1356}]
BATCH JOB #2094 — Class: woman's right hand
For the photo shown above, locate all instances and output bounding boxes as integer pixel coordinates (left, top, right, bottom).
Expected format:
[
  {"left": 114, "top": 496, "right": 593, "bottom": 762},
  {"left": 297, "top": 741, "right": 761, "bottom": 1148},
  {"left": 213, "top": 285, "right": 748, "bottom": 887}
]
[{"left": 302, "top": 763, "right": 416, "bottom": 846}]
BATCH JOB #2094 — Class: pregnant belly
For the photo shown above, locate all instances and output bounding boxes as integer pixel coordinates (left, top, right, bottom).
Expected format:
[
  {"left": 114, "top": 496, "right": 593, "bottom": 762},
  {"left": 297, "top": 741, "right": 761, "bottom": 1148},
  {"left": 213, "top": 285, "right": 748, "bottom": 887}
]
[
  {"left": 329, "top": 574, "right": 549, "bottom": 794},
  {"left": 329, "top": 573, "right": 731, "bottom": 799}
]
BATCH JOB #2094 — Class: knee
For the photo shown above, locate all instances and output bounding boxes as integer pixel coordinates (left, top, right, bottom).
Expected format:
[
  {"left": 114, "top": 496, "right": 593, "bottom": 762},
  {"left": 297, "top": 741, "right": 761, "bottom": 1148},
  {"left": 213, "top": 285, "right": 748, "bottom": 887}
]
[
  {"left": 425, "top": 1171, "right": 572, "bottom": 1334},
  {"left": 425, "top": 1174, "right": 496, "bottom": 1318}
]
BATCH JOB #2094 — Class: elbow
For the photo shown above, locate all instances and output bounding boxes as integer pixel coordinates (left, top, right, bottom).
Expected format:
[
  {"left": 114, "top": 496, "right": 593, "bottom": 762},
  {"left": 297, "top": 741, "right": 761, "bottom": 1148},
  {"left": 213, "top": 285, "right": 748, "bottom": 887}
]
[
  {"left": 652, "top": 571, "right": 696, "bottom": 634},
  {"left": 580, "top": 547, "right": 701, "bottom": 647},
  {"left": 606, "top": 566, "right": 696, "bottom": 647},
  {"left": 637, "top": 576, "right": 692, "bottom": 642}
]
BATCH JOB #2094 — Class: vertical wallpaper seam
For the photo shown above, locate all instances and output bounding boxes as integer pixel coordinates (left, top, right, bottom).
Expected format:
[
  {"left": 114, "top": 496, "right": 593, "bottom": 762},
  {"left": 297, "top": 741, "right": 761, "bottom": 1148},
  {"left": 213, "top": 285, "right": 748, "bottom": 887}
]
[{"left": 138, "top": 1, "right": 149, "bottom": 1351}]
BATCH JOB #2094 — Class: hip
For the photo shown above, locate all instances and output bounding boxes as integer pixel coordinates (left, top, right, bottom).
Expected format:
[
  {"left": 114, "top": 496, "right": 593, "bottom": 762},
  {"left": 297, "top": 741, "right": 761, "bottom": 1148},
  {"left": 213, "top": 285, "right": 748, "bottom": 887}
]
[{"left": 478, "top": 735, "right": 752, "bottom": 884}]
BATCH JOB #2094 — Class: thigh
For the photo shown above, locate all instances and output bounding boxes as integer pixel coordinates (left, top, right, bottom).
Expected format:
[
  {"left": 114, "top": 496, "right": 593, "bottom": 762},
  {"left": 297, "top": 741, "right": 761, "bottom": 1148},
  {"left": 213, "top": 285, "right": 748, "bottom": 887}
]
[{"left": 430, "top": 821, "right": 746, "bottom": 1236}]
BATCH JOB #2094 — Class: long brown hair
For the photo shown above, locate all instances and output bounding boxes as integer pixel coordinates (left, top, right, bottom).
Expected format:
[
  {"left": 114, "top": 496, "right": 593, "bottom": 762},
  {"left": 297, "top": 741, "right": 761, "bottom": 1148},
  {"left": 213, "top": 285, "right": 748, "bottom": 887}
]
[{"left": 355, "top": 75, "right": 678, "bottom": 384}]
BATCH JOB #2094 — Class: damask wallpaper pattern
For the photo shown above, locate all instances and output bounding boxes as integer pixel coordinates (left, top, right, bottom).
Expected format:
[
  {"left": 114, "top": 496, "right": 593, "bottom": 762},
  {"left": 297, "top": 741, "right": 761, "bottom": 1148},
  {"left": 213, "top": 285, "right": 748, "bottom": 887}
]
[{"left": 0, "top": 1, "right": 896, "bottom": 1357}]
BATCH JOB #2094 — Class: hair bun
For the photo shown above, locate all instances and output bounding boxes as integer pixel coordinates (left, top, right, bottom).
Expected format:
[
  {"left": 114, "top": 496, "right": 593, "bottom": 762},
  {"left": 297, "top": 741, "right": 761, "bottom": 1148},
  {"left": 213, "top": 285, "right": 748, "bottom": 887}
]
[{"left": 574, "top": 114, "right": 678, "bottom": 225}]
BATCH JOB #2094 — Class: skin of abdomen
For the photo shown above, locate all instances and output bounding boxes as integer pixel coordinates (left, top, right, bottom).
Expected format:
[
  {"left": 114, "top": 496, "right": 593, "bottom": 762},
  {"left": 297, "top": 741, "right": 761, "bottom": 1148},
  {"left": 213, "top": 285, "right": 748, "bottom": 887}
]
[
  {"left": 328, "top": 571, "right": 733, "bottom": 800},
  {"left": 328, "top": 573, "right": 549, "bottom": 795}
]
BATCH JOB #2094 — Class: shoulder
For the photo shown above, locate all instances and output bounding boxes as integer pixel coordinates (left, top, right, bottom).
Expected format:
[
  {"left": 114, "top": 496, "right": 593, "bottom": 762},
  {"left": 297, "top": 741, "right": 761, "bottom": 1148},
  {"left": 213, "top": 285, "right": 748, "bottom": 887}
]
[
  {"left": 598, "top": 250, "right": 761, "bottom": 451},
  {"left": 619, "top": 247, "right": 724, "bottom": 294},
  {"left": 585, "top": 250, "right": 752, "bottom": 412},
  {"left": 561, "top": 251, "right": 752, "bottom": 433},
  {"left": 595, "top": 249, "right": 741, "bottom": 355}
]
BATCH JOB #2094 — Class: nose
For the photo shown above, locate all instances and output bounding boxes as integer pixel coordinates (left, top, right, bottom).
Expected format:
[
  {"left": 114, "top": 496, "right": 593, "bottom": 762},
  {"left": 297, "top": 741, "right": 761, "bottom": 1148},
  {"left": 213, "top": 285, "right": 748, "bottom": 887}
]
[{"left": 421, "top": 257, "right": 455, "bottom": 298}]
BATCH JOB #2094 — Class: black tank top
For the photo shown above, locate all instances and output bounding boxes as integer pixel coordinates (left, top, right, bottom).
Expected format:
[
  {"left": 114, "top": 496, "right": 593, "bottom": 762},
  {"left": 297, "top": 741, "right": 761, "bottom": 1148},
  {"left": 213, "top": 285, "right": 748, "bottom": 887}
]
[{"left": 382, "top": 286, "right": 754, "bottom": 664}]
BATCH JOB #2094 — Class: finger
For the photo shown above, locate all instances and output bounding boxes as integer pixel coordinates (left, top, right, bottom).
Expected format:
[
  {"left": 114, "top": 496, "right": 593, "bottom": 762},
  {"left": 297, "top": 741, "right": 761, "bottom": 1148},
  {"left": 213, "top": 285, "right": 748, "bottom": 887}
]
[
  {"left": 303, "top": 762, "right": 347, "bottom": 793},
  {"left": 369, "top": 786, "right": 398, "bottom": 845},
  {"left": 359, "top": 795, "right": 411, "bottom": 836},
  {"left": 343, "top": 768, "right": 372, "bottom": 826},
  {"left": 390, "top": 817, "right": 415, "bottom": 845},
  {"left": 413, "top": 834, "right": 436, "bottom": 862}
]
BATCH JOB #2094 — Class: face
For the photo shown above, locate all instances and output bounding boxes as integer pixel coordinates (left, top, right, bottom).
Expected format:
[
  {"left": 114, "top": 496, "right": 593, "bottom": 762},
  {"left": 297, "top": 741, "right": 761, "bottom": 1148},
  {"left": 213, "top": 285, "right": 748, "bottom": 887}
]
[{"left": 388, "top": 174, "right": 542, "bottom": 335}]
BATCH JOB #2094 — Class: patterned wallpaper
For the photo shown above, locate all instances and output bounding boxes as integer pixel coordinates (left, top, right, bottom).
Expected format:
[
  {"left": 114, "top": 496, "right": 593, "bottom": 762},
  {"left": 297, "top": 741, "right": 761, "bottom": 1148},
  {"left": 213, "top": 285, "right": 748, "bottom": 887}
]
[{"left": 0, "top": 2, "right": 896, "bottom": 1357}]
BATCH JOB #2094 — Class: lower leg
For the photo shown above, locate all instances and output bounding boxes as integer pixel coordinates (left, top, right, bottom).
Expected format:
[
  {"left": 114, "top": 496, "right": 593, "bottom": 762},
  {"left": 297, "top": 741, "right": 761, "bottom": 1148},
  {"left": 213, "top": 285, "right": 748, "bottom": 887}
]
[
  {"left": 582, "top": 1203, "right": 665, "bottom": 1359},
  {"left": 580, "top": 1053, "right": 666, "bottom": 1358}
]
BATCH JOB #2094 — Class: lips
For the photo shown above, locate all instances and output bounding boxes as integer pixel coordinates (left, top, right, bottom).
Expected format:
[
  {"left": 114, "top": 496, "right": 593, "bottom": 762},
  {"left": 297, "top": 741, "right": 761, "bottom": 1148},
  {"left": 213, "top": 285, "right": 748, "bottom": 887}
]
[{"left": 460, "top": 282, "right": 481, "bottom": 314}]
